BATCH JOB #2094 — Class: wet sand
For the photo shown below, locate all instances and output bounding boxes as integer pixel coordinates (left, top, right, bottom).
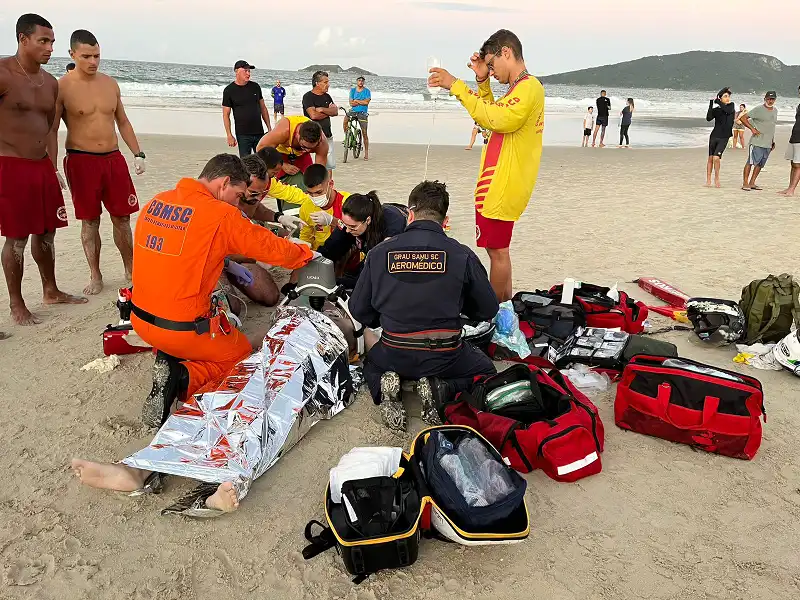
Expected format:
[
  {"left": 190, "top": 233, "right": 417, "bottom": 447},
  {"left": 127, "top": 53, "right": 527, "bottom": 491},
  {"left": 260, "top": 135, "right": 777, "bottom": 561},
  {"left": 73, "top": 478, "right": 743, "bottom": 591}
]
[{"left": 1, "top": 133, "right": 799, "bottom": 599}]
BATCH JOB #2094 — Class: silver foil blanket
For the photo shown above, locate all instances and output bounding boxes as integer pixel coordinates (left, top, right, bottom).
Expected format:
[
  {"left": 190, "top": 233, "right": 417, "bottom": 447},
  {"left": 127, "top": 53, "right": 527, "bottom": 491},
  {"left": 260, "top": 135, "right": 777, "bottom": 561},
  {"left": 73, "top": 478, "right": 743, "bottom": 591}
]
[{"left": 123, "top": 306, "right": 355, "bottom": 499}]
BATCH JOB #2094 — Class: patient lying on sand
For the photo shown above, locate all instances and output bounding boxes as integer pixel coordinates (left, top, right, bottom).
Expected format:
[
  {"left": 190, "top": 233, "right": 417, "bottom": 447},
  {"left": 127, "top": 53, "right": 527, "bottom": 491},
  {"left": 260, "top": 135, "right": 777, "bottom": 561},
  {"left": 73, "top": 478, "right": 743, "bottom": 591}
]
[{"left": 71, "top": 303, "right": 359, "bottom": 516}]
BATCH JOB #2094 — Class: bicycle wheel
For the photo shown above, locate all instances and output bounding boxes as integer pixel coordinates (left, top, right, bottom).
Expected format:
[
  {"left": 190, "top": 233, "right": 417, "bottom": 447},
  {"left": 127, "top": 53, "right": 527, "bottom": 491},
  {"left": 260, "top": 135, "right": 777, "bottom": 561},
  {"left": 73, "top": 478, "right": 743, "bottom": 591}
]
[
  {"left": 343, "top": 130, "right": 350, "bottom": 163},
  {"left": 353, "top": 129, "right": 362, "bottom": 159}
]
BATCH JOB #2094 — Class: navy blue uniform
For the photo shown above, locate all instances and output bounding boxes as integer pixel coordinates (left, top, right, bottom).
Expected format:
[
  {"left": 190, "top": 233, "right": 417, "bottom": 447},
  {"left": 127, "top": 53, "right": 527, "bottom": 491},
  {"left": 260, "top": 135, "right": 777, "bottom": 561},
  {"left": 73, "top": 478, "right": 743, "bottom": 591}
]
[{"left": 349, "top": 220, "right": 499, "bottom": 404}]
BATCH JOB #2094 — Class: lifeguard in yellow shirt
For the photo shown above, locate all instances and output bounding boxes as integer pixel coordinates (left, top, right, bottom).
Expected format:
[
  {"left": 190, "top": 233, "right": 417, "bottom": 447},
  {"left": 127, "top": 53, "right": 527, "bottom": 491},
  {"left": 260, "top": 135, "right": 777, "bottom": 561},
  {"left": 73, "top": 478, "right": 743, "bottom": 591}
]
[
  {"left": 297, "top": 164, "right": 351, "bottom": 250},
  {"left": 428, "top": 29, "right": 544, "bottom": 301}
]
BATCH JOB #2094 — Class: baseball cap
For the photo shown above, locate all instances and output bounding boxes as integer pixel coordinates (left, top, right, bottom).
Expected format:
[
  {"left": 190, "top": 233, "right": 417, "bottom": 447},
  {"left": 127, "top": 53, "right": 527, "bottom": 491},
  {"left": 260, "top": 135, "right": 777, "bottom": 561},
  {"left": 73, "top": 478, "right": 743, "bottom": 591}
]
[
  {"left": 234, "top": 60, "right": 255, "bottom": 71},
  {"left": 765, "top": 91, "right": 777, "bottom": 99}
]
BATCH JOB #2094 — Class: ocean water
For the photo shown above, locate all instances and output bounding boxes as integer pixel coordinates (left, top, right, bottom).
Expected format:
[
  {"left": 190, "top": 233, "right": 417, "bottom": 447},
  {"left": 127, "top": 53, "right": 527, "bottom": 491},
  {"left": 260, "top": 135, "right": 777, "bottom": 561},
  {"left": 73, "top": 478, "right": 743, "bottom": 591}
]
[{"left": 41, "top": 57, "right": 797, "bottom": 147}]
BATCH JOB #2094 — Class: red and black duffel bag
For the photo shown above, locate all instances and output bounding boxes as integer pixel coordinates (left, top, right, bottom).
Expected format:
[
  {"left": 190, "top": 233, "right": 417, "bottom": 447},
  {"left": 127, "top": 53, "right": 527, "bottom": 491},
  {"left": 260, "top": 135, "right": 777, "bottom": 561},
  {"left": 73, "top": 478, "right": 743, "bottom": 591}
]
[
  {"left": 615, "top": 355, "right": 766, "bottom": 460},
  {"left": 443, "top": 364, "right": 604, "bottom": 482},
  {"left": 546, "top": 283, "right": 649, "bottom": 334}
]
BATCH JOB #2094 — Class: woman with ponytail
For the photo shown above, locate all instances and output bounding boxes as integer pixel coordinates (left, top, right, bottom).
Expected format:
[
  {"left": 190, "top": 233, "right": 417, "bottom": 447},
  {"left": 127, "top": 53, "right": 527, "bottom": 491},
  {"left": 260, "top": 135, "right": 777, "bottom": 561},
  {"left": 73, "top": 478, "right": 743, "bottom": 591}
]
[{"left": 318, "top": 191, "right": 408, "bottom": 288}]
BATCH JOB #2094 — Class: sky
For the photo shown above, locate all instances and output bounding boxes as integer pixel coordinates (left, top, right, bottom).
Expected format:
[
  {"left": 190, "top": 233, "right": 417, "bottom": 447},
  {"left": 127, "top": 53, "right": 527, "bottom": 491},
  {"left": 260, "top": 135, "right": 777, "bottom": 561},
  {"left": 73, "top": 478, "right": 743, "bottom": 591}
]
[{"left": 1, "top": 0, "right": 798, "bottom": 78}]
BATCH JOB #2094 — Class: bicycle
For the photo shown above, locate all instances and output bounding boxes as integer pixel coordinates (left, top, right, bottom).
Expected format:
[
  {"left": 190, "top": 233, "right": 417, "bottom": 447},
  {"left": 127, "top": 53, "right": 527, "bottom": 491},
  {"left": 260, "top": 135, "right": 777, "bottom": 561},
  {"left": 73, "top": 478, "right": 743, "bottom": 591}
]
[{"left": 340, "top": 107, "right": 363, "bottom": 163}]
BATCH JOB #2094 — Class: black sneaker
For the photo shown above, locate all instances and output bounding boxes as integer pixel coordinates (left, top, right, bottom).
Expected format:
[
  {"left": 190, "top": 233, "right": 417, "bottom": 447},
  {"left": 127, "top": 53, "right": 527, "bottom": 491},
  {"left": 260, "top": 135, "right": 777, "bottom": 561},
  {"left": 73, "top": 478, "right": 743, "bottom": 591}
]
[
  {"left": 142, "top": 352, "right": 187, "bottom": 428},
  {"left": 417, "top": 377, "right": 447, "bottom": 426},
  {"left": 379, "top": 371, "right": 406, "bottom": 432}
]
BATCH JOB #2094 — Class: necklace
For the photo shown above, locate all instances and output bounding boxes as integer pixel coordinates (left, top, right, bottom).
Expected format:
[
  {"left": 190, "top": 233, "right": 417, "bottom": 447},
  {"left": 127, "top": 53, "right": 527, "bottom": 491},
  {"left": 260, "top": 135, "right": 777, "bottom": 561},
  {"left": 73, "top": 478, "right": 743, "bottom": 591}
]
[
  {"left": 14, "top": 55, "right": 45, "bottom": 87},
  {"left": 512, "top": 69, "right": 529, "bottom": 87}
]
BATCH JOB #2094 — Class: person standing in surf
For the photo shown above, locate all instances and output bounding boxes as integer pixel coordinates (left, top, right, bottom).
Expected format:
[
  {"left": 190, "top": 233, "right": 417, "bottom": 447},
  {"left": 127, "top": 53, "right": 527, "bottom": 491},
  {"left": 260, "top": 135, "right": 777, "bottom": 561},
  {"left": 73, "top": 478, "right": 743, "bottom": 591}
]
[
  {"left": 618, "top": 98, "right": 634, "bottom": 148},
  {"left": 428, "top": 29, "right": 545, "bottom": 302}
]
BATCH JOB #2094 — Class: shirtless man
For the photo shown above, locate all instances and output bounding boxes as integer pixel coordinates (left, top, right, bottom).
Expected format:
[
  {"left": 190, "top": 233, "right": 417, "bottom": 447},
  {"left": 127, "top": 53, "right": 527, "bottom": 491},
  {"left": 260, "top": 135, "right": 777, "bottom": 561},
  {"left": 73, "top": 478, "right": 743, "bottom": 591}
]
[
  {"left": 0, "top": 14, "right": 86, "bottom": 325},
  {"left": 49, "top": 29, "right": 146, "bottom": 295}
]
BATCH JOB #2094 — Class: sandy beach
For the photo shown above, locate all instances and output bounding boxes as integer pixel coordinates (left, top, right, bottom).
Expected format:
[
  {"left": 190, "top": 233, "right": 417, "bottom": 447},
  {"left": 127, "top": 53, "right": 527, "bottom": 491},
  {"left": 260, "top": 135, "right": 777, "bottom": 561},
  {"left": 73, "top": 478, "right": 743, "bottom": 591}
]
[{"left": 2, "top": 133, "right": 799, "bottom": 600}]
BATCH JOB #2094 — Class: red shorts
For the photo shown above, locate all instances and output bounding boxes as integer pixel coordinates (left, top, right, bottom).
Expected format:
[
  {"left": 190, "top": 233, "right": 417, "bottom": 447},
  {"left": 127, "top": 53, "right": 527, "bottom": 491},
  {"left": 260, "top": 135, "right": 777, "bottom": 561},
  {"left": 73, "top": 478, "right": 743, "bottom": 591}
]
[
  {"left": 64, "top": 149, "right": 139, "bottom": 220},
  {"left": 475, "top": 209, "right": 514, "bottom": 249},
  {"left": 277, "top": 152, "right": 313, "bottom": 178},
  {"left": 0, "top": 156, "right": 67, "bottom": 238}
]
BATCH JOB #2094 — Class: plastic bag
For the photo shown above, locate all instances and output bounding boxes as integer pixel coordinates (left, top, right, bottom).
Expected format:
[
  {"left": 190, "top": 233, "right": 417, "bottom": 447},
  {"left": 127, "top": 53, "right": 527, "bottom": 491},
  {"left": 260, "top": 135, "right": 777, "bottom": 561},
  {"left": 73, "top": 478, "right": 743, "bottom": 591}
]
[
  {"left": 561, "top": 363, "right": 611, "bottom": 393},
  {"left": 436, "top": 436, "right": 514, "bottom": 508},
  {"left": 491, "top": 300, "right": 531, "bottom": 359}
]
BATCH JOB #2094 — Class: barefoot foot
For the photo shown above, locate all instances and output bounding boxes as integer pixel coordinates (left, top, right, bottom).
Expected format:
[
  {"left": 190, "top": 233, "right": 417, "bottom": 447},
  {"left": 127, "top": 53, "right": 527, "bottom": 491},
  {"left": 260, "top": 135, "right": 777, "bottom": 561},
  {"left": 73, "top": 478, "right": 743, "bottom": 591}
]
[
  {"left": 715, "top": 182, "right": 721, "bottom": 188},
  {"left": 10, "top": 304, "right": 41, "bottom": 326},
  {"left": 205, "top": 481, "right": 239, "bottom": 513},
  {"left": 71, "top": 459, "right": 148, "bottom": 492},
  {"left": 43, "top": 291, "right": 89, "bottom": 305},
  {"left": 83, "top": 278, "right": 104, "bottom": 296}
]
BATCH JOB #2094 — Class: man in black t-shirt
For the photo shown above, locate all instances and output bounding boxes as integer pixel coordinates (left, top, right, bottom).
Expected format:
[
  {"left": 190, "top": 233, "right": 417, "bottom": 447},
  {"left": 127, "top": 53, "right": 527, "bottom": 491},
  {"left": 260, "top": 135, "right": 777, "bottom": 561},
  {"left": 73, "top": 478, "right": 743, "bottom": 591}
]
[
  {"left": 222, "top": 60, "right": 272, "bottom": 157},
  {"left": 302, "top": 71, "right": 338, "bottom": 171},
  {"left": 592, "top": 89, "right": 611, "bottom": 147},
  {"left": 779, "top": 84, "right": 800, "bottom": 197}
]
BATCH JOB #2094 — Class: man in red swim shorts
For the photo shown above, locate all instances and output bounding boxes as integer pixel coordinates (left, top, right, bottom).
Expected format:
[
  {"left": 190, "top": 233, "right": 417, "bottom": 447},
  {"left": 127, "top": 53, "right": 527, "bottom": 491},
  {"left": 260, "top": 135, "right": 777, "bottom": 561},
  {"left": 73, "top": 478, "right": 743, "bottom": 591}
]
[
  {"left": 0, "top": 14, "right": 87, "bottom": 326},
  {"left": 49, "top": 29, "right": 146, "bottom": 295}
]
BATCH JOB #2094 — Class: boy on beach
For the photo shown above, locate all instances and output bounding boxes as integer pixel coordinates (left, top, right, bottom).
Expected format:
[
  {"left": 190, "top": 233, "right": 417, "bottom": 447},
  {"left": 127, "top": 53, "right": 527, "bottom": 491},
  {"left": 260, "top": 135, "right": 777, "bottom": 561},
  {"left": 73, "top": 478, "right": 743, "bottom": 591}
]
[
  {"left": 428, "top": 29, "right": 545, "bottom": 302},
  {"left": 583, "top": 107, "right": 594, "bottom": 147}
]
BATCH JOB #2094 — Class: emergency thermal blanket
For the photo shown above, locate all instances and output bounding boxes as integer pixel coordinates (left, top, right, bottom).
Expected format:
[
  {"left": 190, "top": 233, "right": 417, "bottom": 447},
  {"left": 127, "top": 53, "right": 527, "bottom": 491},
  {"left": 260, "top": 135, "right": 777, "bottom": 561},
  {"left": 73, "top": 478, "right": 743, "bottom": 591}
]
[{"left": 123, "top": 306, "right": 356, "bottom": 495}]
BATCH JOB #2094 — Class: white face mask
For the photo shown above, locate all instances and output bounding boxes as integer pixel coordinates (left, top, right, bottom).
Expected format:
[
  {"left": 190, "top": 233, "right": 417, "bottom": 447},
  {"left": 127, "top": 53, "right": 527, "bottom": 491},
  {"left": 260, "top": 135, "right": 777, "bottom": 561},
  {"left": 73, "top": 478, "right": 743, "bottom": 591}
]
[{"left": 310, "top": 193, "right": 328, "bottom": 208}]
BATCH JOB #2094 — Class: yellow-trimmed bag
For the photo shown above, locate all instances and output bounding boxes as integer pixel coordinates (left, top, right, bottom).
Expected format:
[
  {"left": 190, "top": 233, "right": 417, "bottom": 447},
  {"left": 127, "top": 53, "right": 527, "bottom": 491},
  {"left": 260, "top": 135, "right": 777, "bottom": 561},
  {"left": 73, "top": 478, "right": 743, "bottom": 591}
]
[{"left": 302, "top": 425, "right": 530, "bottom": 581}]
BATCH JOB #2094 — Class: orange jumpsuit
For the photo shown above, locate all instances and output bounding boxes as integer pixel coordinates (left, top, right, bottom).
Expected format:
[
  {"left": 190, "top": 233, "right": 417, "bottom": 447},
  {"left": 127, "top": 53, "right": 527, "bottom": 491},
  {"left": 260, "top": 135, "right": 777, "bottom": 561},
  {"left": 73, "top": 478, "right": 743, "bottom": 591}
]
[{"left": 131, "top": 178, "right": 312, "bottom": 396}]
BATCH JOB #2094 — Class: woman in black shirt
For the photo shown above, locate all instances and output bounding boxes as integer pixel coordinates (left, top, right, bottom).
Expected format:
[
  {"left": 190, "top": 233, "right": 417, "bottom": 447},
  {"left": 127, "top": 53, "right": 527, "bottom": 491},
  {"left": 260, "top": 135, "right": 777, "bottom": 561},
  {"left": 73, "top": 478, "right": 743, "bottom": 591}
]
[
  {"left": 706, "top": 87, "right": 735, "bottom": 188},
  {"left": 318, "top": 192, "right": 408, "bottom": 288}
]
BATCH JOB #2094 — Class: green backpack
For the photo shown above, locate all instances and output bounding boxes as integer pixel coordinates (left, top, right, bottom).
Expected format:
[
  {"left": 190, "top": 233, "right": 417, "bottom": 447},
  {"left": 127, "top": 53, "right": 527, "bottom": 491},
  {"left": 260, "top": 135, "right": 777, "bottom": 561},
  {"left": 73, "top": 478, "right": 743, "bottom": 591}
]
[{"left": 739, "top": 274, "right": 800, "bottom": 344}]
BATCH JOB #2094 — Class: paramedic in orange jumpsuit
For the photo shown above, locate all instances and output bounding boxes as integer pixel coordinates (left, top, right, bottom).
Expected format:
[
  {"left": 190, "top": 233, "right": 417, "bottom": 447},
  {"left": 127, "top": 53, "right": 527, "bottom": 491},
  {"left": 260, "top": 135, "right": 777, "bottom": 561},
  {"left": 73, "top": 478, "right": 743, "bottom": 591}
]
[{"left": 130, "top": 154, "right": 313, "bottom": 426}]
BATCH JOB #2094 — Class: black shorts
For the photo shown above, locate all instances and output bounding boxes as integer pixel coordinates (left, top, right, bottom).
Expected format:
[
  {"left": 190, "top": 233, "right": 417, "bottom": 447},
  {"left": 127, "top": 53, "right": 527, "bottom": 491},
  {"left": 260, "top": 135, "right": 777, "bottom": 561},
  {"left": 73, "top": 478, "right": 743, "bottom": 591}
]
[
  {"left": 584, "top": 128, "right": 592, "bottom": 136},
  {"left": 596, "top": 116, "right": 609, "bottom": 127},
  {"left": 709, "top": 137, "right": 728, "bottom": 157},
  {"left": 274, "top": 103, "right": 285, "bottom": 114}
]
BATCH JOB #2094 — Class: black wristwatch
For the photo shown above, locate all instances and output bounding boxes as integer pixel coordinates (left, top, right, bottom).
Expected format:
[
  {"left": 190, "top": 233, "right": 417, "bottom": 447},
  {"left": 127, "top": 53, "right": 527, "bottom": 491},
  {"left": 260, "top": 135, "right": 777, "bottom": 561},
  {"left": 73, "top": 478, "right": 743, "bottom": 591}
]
[
  {"left": 134, "top": 152, "right": 146, "bottom": 159},
  {"left": 273, "top": 210, "right": 284, "bottom": 223}
]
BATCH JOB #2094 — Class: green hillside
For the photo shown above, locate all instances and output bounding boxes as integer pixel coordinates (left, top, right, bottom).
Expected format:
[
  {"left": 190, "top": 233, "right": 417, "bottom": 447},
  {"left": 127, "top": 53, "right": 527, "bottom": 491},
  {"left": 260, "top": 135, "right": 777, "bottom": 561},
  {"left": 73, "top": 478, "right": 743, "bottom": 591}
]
[{"left": 539, "top": 51, "right": 800, "bottom": 95}]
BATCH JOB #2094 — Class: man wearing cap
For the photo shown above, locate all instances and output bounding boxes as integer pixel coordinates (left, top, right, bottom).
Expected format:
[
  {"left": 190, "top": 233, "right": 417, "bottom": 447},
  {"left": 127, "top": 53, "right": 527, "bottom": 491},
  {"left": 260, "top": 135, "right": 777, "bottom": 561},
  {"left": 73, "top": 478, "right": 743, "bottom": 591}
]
[
  {"left": 222, "top": 60, "right": 272, "bottom": 157},
  {"left": 343, "top": 76, "right": 371, "bottom": 160},
  {"left": 740, "top": 91, "right": 779, "bottom": 191}
]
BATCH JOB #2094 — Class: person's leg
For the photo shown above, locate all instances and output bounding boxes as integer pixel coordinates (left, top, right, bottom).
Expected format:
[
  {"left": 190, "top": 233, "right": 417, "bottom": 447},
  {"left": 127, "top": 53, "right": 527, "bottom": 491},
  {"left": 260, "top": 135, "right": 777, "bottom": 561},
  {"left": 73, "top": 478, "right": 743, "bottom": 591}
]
[
  {"left": 706, "top": 155, "right": 714, "bottom": 187},
  {"left": 599, "top": 124, "right": 607, "bottom": 147},
  {"left": 712, "top": 156, "right": 722, "bottom": 188},
  {"left": 232, "top": 263, "right": 280, "bottom": 307},
  {"left": 342, "top": 113, "right": 350, "bottom": 134},
  {"left": 467, "top": 126, "right": 478, "bottom": 150},
  {"left": 2, "top": 236, "right": 40, "bottom": 325},
  {"left": 32, "top": 231, "right": 87, "bottom": 307},
  {"left": 743, "top": 152, "right": 753, "bottom": 190},
  {"left": 361, "top": 118, "right": 369, "bottom": 160},
  {"left": 624, "top": 126, "right": 630, "bottom": 146},
  {"left": 486, "top": 247, "right": 512, "bottom": 302},
  {"left": 109, "top": 215, "right": 134, "bottom": 282},
  {"left": 788, "top": 163, "right": 800, "bottom": 195},
  {"left": 749, "top": 166, "right": 763, "bottom": 188},
  {"left": 80, "top": 217, "right": 104, "bottom": 294},
  {"left": 592, "top": 124, "right": 600, "bottom": 146}
]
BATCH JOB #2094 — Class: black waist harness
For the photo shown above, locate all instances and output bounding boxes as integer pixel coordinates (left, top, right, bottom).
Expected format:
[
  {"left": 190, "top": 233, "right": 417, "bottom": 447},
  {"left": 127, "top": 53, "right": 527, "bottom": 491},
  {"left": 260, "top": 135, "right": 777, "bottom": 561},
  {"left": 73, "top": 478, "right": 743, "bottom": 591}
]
[
  {"left": 381, "top": 330, "right": 462, "bottom": 351},
  {"left": 131, "top": 303, "right": 211, "bottom": 335}
]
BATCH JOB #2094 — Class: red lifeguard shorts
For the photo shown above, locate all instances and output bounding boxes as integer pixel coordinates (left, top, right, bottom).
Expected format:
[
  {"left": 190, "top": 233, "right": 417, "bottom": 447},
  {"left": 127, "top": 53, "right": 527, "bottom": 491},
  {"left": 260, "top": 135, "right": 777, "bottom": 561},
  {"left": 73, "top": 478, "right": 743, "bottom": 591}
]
[
  {"left": 0, "top": 156, "right": 67, "bottom": 238},
  {"left": 64, "top": 149, "right": 139, "bottom": 220},
  {"left": 475, "top": 209, "right": 515, "bottom": 249}
]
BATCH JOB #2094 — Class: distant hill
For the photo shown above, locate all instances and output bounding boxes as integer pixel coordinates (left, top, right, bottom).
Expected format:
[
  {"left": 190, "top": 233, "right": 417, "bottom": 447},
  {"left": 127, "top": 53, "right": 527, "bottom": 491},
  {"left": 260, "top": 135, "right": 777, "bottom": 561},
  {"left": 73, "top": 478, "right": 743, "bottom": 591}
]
[
  {"left": 300, "top": 64, "right": 377, "bottom": 76},
  {"left": 539, "top": 51, "right": 800, "bottom": 94}
]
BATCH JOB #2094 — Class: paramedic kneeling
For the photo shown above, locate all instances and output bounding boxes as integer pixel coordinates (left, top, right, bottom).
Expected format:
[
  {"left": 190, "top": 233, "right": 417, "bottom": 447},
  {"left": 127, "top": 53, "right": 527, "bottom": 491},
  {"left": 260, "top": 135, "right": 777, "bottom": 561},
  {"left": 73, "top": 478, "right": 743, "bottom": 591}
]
[
  {"left": 349, "top": 180, "right": 499, "bottom": 432},
  {"left": 131, "top": 154, "right": 313, "bottom": 427}
]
